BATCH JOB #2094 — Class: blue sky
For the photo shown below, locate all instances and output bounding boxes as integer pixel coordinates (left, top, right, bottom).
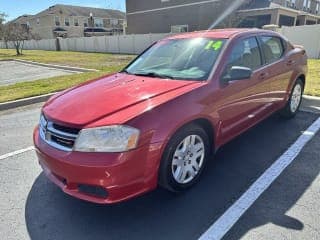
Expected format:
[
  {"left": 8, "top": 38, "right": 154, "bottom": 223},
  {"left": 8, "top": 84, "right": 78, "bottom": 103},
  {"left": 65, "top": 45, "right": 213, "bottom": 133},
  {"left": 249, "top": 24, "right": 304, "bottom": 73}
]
[{"left": 0, "top": 0, "right": 126, "bottom": 21}]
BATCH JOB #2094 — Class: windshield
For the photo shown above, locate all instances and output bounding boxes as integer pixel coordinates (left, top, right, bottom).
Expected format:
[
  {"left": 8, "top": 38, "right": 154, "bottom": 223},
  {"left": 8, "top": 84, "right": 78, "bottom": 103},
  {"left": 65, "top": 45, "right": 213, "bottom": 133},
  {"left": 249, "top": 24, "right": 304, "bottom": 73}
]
[{"left": 123, "top": 38, "right": 226, "bottom": 81}]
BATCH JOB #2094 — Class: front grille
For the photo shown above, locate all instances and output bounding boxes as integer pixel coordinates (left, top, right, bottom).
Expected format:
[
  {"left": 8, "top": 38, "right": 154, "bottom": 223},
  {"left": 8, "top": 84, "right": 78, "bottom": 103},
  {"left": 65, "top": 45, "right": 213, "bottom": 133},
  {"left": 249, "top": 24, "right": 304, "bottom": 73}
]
[
  {"left": 52, "top": 123, "right": 80, "bottom": 135},
  {"left": 39, "top": 115, "right": 80, "bottom": 151}
]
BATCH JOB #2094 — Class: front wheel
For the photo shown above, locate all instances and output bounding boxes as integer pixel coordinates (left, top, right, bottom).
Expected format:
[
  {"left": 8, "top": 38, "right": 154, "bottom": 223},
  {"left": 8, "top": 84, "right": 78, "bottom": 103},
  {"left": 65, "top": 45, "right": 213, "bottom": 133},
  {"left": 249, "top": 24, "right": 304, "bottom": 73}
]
[
  {"left": 158, "top": 124, "right": 210, "bottom": 192},
  {"left": 280, "top": 79, "right": 304, "bottom": 118}
]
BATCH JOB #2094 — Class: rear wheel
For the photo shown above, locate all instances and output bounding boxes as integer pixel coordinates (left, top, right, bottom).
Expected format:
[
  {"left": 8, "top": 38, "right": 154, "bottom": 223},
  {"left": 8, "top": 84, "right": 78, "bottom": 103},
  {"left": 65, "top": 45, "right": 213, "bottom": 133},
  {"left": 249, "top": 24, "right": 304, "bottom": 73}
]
[
  {"left": 280, "top": 79, "right": 304, "bottom": 118},
  {"left": 159, "top": 124, "right": 210, "bottom": 192}
]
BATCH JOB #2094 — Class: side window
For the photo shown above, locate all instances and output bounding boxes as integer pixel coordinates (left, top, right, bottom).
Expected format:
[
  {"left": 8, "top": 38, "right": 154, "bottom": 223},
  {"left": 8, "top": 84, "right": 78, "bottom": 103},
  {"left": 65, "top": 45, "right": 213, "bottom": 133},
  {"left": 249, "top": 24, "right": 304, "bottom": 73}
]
[
  {"left": 260, "top": 36, "right": 284, "bottom": 64},
  {"left": 281, "top": 38, "right": 288, "bottom": 51},
  {"left": 226, "top": 37, "right": 262, "bottom": 71}
]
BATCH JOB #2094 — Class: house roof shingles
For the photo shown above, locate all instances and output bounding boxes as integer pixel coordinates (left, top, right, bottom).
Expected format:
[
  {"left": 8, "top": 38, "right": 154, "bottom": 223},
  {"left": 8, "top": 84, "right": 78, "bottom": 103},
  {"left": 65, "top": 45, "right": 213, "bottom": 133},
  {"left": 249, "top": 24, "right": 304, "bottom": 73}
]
[{"left": 12, "top": 4, "right": 125, "bottom": 23}]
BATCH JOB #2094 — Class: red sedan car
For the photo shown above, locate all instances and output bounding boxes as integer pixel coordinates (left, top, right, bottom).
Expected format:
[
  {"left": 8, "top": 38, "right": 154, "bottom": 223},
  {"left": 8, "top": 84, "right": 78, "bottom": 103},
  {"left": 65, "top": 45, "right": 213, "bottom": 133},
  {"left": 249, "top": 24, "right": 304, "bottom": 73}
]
[{"left": 33, "top": 29, "right": 307, "bottom": 204}]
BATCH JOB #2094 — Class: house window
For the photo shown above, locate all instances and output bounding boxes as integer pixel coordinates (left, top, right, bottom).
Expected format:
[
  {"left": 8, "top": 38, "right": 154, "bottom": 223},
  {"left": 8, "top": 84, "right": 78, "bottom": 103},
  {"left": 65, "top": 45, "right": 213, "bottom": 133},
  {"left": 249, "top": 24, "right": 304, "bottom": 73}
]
[
  {"left": 171, "top": 25, "right": 188, "bottom": 33},
  {"left": 104, "top": 19, "right": 111, "bottom": 26},
  {"left": 21, "top": 23, "right": 28, "bottom": 31},
  {"left": 94, "top": 18, "right": 104, "bottom": 27},
  {"left": 110, "top": 18, "right": 119, "bottom": 26},
  {"left": 74, "top": 18, "right": 79, "bottom": 26},
  {"left": 73, "top": 18, "right": 79, "bottom": 26},
  {"left": 303, "top": 0, "right": 307, "bottom": 8},
  {"left": 65, "top": 18, "right": 70, "bottom": 26},
  {"left": 83, "top": 19, "right": 88, "bottom": 27},
  {"left": 286, "top": 0, "right": 290, "bottom": 7},
  {"left": 55, "top": 16, "right": 60, "bottom": 26},
  {"left": 36, "top": 18, "right": 40, "bottom": 25}
]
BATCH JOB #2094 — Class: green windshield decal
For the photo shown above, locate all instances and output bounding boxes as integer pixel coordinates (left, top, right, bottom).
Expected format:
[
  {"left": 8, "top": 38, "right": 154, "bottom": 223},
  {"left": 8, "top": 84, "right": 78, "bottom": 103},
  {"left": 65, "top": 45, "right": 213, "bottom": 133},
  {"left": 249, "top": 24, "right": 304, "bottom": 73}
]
[{"left": 205, "top": 40, "right": 223, "bottom": 51}]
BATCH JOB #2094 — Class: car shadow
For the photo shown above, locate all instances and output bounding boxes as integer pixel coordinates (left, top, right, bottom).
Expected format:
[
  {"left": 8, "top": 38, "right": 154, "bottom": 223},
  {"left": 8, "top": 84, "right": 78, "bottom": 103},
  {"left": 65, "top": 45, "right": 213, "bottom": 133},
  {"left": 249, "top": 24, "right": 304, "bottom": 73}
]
[
  {"left": 25, "top": 112, "right": 319, "bottom": 240},
  {"left": 223, "top": 129, "right": 320, "bottom": 239}
]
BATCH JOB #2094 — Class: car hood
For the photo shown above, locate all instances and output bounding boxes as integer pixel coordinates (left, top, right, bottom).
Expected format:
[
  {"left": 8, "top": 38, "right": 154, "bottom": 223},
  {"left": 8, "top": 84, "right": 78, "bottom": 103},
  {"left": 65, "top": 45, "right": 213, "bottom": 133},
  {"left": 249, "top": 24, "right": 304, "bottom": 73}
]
[{"left": 43, "top": 73, "right": 199, "bottom": 127}]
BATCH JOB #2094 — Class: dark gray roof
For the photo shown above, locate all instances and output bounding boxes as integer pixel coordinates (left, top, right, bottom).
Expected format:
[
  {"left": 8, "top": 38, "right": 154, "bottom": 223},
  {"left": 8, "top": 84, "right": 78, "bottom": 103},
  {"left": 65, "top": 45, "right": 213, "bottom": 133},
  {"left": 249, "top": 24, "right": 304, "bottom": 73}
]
[
  {"left": 36, "top": 4, "right": 125, "bottom": 19},
  {"left": 10, "top": 14, "right": 33, "bottom": 24},
  {"left": 14, "top": 4, "right": 125, "bottom": 22}
]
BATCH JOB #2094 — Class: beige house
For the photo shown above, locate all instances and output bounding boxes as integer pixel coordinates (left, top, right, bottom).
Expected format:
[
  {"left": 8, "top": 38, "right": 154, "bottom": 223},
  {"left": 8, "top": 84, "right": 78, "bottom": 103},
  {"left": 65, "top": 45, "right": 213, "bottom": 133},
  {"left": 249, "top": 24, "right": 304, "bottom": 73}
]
[{"left": 12, "top": 4, "right": 125, "bottom": 39}]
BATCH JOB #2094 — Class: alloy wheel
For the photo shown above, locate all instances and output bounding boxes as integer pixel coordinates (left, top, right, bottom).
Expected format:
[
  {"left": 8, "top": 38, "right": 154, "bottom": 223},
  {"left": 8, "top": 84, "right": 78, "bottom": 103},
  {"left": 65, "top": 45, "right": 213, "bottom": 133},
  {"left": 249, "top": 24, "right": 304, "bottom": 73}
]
[
  {"left": 171, "top": 135, "right": 205, "bottom": 184},
  {"left": 290, "top": 83, "right": 302, "bottom": 113}
]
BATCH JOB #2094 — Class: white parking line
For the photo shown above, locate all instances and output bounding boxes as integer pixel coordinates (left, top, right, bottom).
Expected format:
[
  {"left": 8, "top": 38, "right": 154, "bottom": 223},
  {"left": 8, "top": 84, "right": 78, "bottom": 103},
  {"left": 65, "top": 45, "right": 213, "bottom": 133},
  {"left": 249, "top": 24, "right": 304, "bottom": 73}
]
[
  {"left": 0, "top": 146, "right": 35, "bottom": 160},
  {"left": 199, "top": 116, "right": 320, "bottom": 240}
]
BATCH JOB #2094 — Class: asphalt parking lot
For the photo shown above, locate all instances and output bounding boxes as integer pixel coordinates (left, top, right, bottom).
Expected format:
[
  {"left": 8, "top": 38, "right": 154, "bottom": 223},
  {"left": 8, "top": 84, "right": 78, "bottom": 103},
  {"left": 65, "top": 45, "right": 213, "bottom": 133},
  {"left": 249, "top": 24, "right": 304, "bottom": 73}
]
[
  {"left": 0, "top": 61, "right": 77, "bottom": 86},
  {"left": 0, "top": 102, "right": 319, "bottom": 240}
]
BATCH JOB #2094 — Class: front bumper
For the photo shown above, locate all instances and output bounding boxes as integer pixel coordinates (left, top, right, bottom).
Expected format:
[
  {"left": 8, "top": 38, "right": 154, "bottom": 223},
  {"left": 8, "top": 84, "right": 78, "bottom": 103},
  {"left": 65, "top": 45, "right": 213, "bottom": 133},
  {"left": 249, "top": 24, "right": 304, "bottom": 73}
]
[{"left": 33, "top": 126, "right": 163, "bottom": 204}]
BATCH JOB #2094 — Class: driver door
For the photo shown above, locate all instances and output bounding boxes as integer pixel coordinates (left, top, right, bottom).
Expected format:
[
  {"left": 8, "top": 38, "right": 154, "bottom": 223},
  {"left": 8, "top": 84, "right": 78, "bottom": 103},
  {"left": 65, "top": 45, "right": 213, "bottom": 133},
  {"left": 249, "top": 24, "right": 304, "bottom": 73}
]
[{"left": 216, "top": 36, "right": 271, "bottom": 144}]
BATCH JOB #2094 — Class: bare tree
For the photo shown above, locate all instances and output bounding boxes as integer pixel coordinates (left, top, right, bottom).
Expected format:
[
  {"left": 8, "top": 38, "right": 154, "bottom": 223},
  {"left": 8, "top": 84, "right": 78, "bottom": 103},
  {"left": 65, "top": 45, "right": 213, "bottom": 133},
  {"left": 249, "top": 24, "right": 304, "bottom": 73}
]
[
  {"left": 0, "top": 12, "right": 5, "bottom": 26},
  {"left": 1, "top": 13, "right": 40, "bottom": 55},
  {"left": 0, "top": 13, "right": 11, "bottom": 49},
  {"left": 0, "top": 12, "right": 7, "bottom": 45},
  {"left": 0, "top": 13, "right": 5, "bottom": 27},
  {"left": 1, "top": 26, "right": 10, "bottom": 49},
  {"left": 2, "top": 23, "right": 39, "bottom": 55}
]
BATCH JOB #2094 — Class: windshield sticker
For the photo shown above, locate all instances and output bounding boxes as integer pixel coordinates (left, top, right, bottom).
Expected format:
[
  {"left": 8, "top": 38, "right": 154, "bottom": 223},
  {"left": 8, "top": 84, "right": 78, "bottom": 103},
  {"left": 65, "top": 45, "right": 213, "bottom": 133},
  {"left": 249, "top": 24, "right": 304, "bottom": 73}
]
[{"left": 205, "top": 40, "right": 223, "bottom": 51}]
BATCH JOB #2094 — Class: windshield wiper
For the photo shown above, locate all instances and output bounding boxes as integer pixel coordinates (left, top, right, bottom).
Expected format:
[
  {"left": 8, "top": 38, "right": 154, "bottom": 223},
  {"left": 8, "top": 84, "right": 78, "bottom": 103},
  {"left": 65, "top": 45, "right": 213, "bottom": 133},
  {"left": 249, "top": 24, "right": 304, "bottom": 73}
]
[{"left": 132, "top": 72, "right": 174, "bottom": 79}]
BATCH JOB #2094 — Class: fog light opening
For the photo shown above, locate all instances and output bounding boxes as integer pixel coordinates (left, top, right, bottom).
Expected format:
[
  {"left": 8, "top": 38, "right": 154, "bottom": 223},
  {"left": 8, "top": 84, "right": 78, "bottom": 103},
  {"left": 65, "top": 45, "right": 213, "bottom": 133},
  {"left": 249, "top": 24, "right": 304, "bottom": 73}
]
[{"left": 78, "top": 184, "right": 108, "bottom": 199}]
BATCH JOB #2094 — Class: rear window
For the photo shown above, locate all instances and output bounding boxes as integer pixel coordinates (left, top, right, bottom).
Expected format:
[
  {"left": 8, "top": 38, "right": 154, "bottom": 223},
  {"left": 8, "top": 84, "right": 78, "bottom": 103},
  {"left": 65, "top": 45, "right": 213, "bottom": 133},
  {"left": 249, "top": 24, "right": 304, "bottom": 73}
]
[{"left": 260, "top": 36, "right": 284, "bottom": 64}]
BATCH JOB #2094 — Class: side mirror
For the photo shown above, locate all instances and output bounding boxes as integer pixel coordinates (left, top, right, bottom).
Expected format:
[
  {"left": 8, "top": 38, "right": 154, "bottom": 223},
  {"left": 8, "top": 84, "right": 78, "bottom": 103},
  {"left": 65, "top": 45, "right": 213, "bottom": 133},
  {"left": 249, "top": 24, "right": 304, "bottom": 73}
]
[{"left": 222, "top": 66, "right": 252, "bottom": 83}]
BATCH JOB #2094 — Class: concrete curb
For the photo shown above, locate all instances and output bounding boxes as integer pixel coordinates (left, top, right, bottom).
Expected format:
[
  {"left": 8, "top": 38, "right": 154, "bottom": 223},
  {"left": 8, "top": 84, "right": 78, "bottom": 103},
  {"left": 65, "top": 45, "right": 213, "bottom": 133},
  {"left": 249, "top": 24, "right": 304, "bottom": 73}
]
[
  {"left": 303, "top": 95, "right": 320, "bottom": 101},
  {"left": 301, "top": 95, "right": 320, "bottom": 114},
  {"left": 0, "top": 93, "right": 57, "bottom": 111},
  {"left": 1, "top": 59, "right": 98, "bottom": 73}
]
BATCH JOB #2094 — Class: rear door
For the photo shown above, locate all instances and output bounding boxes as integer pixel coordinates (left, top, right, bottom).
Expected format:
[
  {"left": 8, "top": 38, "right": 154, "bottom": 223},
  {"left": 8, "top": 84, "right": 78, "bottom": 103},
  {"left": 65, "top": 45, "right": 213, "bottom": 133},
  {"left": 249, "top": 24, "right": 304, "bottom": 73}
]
[{"left": 258, "top": 35, "right": 292, "bottom": 107}]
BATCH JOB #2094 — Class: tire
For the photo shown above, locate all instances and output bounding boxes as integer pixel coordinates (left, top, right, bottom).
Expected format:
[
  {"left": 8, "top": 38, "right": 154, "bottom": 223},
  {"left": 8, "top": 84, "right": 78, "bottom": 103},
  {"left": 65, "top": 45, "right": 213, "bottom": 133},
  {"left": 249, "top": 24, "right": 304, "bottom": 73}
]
[
  {"left": 158, "top": 124, "right": 211, "bottom": 192},
  {"left": 280, "top": 79, "right": 304, "bottom": 119}
]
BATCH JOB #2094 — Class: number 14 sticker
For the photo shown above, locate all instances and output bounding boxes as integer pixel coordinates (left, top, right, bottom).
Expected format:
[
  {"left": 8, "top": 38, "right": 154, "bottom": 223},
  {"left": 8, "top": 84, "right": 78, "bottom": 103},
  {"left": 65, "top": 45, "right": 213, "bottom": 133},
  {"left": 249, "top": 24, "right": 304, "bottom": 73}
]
[{"left": 205, "top": 40, "right": 223, "bottom": 51}]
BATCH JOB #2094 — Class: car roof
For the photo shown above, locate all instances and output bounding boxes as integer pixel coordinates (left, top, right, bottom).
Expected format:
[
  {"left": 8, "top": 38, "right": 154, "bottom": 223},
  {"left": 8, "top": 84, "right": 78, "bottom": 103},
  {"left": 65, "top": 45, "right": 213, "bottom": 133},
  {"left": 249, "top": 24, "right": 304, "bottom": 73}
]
[{"left": 165, "top": 28, "right": 273, "bottom": 40}]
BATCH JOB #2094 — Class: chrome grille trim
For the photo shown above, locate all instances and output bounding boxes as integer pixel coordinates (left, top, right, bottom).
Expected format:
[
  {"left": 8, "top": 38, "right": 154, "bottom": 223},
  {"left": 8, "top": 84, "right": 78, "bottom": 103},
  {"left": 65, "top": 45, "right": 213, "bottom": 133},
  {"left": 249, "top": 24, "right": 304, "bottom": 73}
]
[
  {"left": 47, "top": 123, "right": 78, "bottom": 139},
  {"left": 39, "top": 115, "right": 79, "bottom": 152}
]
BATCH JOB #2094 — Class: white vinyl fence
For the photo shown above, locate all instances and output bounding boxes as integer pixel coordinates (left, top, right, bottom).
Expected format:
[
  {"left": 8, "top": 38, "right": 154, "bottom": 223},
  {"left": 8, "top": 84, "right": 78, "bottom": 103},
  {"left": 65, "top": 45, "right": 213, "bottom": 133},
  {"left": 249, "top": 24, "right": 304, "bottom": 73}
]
[
  {"left": 0, "top": 39, "right": 56, "bottom": 51},
  {"left": 279, "top": 24, "right": 320, "bottom": 59},
  {"left": 0, "top": 33, "right": 171, "bottom": 55},
  {"left": 1, "top": 25, "right": 320, "bottom": 58}
]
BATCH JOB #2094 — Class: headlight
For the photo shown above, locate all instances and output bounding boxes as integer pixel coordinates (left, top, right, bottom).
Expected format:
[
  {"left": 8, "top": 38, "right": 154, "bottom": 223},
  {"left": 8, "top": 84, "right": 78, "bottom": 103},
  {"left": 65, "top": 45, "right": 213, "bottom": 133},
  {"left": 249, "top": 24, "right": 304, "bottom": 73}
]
[{"left": 73, "top": 125, "right": 140, "bottom": 152}]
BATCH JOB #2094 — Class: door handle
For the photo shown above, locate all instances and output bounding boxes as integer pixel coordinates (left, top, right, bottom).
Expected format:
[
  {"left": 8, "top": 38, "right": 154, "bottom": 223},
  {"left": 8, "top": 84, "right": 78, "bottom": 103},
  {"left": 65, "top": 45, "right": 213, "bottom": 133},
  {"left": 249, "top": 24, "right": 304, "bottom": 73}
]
[
  {"left": 286, "top": 60, "right": 296, "bottom": 66},
  {"left": 259, "top": 72, "right": 268, "bottom": 80}
]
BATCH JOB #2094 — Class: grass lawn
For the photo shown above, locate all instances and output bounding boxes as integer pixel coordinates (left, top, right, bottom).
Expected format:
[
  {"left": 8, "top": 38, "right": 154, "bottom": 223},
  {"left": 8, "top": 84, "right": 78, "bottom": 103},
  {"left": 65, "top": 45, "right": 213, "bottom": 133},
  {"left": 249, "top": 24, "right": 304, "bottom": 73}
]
[
  {"left": 0, "top": 49, "right": 319, "bottom": 103},
  {"left": 0, "top": 49, "right": 135, "bottom": 103},
  {"left": 0, "top": 49, "right": 134, "bottom": 70},
  {"left": 305, "top": 59, "right": 320, "bottom": 96}
]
